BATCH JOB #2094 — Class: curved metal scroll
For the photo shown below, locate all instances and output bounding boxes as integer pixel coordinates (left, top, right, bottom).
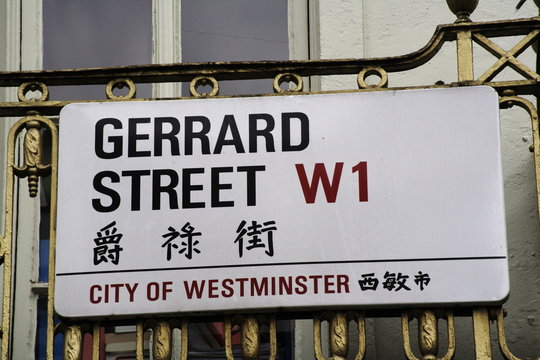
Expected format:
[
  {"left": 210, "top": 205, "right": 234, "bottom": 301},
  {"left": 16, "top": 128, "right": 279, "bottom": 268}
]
[
  {"left": 500, "top": 96, "right": 540, "bottom": 222},
  {"left": 1, "top": 114, "right": 58, "bottom": 360},
  {"left": 496, "top": 307, "right": 540, "bottom": 360}
]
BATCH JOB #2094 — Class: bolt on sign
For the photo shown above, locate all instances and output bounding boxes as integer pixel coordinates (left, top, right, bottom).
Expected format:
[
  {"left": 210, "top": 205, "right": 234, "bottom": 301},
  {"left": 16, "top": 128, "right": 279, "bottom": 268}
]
[{"left": 55, "top": 86, "right": 508, "bottom": 318}]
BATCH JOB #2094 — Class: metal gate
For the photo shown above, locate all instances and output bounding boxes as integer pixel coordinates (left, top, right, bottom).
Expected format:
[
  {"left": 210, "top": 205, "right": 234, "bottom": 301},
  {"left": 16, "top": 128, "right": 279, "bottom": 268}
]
[{"left": 0, "top": 1, "right": 539, "bottom": 359}]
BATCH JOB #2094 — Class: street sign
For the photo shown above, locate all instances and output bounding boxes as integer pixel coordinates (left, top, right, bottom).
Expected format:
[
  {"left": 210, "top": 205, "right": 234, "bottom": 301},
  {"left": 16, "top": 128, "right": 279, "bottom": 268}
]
[{"left": 55, "top": 86, "right": 508, "bottom": 318}]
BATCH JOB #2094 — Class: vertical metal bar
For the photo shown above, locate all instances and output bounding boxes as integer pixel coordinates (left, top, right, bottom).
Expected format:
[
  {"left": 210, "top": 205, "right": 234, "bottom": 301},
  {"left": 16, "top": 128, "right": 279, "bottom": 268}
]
[
  {"left": 313, "top": 314, "right": 325, "bottom": 360},
  {"left": 92, "top": 323, "right": 100, "bottom": 360},
  {"left": 0, "top": 118, "right": 15, "bottom": 360},
  {"left": 355, "top": 312, "right": 366, "bottom": 360},
  {"left": 46, "top": 116, "right": 59, "bottom": 360},
  {"left": 268, "top": 316, "right": 277, "bottom": 360},
  {"left": 472, "top": 308, "right": 492, "bottom": 360},
  {"left": 180, "top": 319, "right": 189, "bottom": 360},
  {"left": 225, "top": 317, "right": 235, "bottom": 360},
  {"left": 537, "top": 3, "right": 540, "bottom": 207},
  {"left": 401, "top": 311, "right": 420, "bottom": 360},
  {"left": 442, "top": 311, "right": 456, "bottom": 360},
  {"left": 457, "top": 30, "right": 474, "bottom": 82},
  {"left": 136, "top": 321, "right": 145, "bottom": 360},
  {"left": 1, "top": 115, "right": 57, "bottom": 360}
]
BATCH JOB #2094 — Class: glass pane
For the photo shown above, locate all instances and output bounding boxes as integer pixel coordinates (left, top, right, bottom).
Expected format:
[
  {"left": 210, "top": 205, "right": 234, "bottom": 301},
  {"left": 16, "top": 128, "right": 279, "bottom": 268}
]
[
  {"left": 43, "top": 0, "right": 152, "bottom": 100},
  {"left": 39, "top": 2, "right": 152, "bottom": 358},
  {"left": 182, "top": 0, "right": 289, "bottom": 95}
]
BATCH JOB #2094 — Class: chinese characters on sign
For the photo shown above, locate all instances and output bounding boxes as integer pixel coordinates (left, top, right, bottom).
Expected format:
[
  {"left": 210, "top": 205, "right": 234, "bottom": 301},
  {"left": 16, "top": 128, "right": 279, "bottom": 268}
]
[
  {"left": 93, "top": 221, "right": 123, "bottom": 265},
  {"left": 56, "top": 88, "right": 509, "bottom": 318},
  {"left": 358, "top": 271, "right": 431, "bottom": 292},
  {"left": 234, "top": 220, "right": 277, "bottom": 258},
  {"left": 161, "top": 222, "right": 202, "bottom": 260},
  {"left": 92, "top": 220, "right": 279, "bottom": 265}
]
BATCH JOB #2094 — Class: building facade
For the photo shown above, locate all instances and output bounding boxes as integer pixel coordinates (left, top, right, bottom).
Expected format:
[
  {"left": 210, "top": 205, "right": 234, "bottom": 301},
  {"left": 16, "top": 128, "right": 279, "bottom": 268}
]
[{"left": 0, "top": 0, "right": 539, "bottom": 359}]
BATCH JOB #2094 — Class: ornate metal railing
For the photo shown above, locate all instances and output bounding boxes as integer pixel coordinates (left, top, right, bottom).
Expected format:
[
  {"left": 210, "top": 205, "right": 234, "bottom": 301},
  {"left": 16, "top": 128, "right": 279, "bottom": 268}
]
[{"left": 0, "top": 1, "right": 539, "bottom": 359}]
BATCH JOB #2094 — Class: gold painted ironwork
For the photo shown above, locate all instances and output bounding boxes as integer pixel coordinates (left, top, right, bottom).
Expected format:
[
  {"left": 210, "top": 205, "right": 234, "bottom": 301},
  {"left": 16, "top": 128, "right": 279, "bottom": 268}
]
[
  {"left": 314, "top": 311, "right": 366, "bottom": 360},
  {"left": 0, "top": 113, "right": 58, "bottom": 360},
  {"left": 189, "top": 76, "right": 219, "bottom": 97},
  {"left": 241, "top": 317, "right": 260, "bottom": 360},
  {"left": 474, "top": 30, "right": 540, "bottom": 82},
  {"left": 17, "top": 82, "right": 49, "bottom": 102},
  {"left": 446, "top": 0, "right": 479, "bottom": 23},
  {"left": 357, "top": 66, "right": 388, "bottom": 89},
  {"left": 62, "top": 325, "right": 83, "bottom": 360},
  {"left": 13, "top": 116, "right": 51, "bottom": 197},
  {"left": 0, "top": 0, "right": 539, "bottom": 358},
  {"left": 92, "top": 323, "right": 101, "bottom": 360},
  {"left": 225, "top": 315, "right": 277, "bottom": 360},
  {"left": 495, "top": 307, "right": 540, "bottom": 360},
  {"left": 152, "top": 320, "right": 172, "bottom": 360},
  {"left": 273, "top": 73, "right": 303, "bottom": 93},
  {"left": 473, "top": 308, "right": 492, "bottom": 360},
  {"left": 178, "top": 318, "right": 189, "bottom": 360},
  {"left": 105, "top": 78, "right": 137, "bottom": 100},
  {"left": 500, "top": 95, "right": 540, "bottom": 221},
  {"left": 457, "top": 29, "right": 474, "bottom": 81},
  {"left": 402, "top": 310, "right": 455, "bottom": 360},
  {"left": 136, "top": 320, "right": 145, "bottom": 360},
  {"left": 138, "top": 318, "right": 189, "bottom": 360}
]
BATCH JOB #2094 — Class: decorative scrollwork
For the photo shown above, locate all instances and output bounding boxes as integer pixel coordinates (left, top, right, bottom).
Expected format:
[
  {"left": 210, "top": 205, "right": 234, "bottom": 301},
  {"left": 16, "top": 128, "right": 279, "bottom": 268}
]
[
  {"left": 63, "top": 325, "right": 82, "bottom": 360},
  {"left": 446, "top": 0, "right": 479, "bottom": 23},
  {"left": 105, "top": 78, "right": 137, "bottom": 100},
  {"left": 357, "top": 67, "right": 388, "bottom": 89},
  {"left": 17, "top": 82, "right": 49, "bottom": 102},
  {"left": 13, "top": 115, "right": 52, "bottom": 198},
  {"left": 330, "top": 312, "right": 349, "bottom": 358},
  {"left": 402, "top": 310, "right": 455, "bottom": 360},
  {"left": 499, "top": 95, "right": 540, "bottom": 223},
  {"left": 1, "top": 5, "right": 540, "bottom": 360},
  {"left": 225, "top": 315, "right": 276, "bottom": 360},
  {"left": 419, "top": 311, "right": 439, "bottom": 359},
  {"left": 495, "top": 307, "right": 540, "bottom": 360},
  {"left": 473, "top": 30, "right": 540, "bottom": 83},
  {"left": 190, "top": 76, "right": 219, "bottom": 97},
  {"left": 152, "top": 320, "right": 172, "bottom": 360},
  {"left": 242, "top": 317, "right": 260, "bottom": 360},
  {"left": 273, "top": 73, "right": 303, "bottom": 93},
  {"left": 314, "top": 311, "right": 366, "bottom": 360}
]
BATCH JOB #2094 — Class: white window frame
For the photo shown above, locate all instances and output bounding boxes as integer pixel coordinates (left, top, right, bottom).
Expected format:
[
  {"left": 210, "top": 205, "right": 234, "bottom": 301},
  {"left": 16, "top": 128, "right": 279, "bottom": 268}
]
[
  {"left": 0, "top": 1, "right": 312, "bottom": 358},
  {"left": 0, "top": 1, "right": 43, "bottom": 359}
]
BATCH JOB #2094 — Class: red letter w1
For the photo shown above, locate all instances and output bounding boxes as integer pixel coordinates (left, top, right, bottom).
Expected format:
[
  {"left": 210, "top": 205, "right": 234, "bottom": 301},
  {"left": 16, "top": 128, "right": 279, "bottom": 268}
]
[{"left": 295, "top": 162, "right": 344, "bottom": 203}]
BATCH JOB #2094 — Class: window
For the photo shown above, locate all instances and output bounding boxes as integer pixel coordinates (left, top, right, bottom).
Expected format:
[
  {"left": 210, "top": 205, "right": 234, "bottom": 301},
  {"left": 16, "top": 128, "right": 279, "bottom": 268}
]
[{"left": 25, "top": 1, "right": 307, "bottom": 358}]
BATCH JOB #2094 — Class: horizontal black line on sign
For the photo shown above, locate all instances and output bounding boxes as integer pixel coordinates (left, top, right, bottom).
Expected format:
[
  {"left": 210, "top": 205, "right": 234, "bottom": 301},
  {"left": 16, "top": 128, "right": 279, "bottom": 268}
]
[{"left": 56, "top": 256, "right": 507, "bottom": 277}]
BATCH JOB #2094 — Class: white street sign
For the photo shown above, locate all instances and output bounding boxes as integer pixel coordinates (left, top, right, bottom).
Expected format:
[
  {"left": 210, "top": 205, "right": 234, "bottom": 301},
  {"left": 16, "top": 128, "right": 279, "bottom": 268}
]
[{"left": 55, "top": 86, "right": 508, "bottom": 318}]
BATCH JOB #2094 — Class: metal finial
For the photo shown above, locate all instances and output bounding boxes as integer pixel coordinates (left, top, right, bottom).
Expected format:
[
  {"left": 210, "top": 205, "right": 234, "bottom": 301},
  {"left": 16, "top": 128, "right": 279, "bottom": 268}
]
[{"left": 446, "top": 0, "right": 479, "bottom": 22}]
